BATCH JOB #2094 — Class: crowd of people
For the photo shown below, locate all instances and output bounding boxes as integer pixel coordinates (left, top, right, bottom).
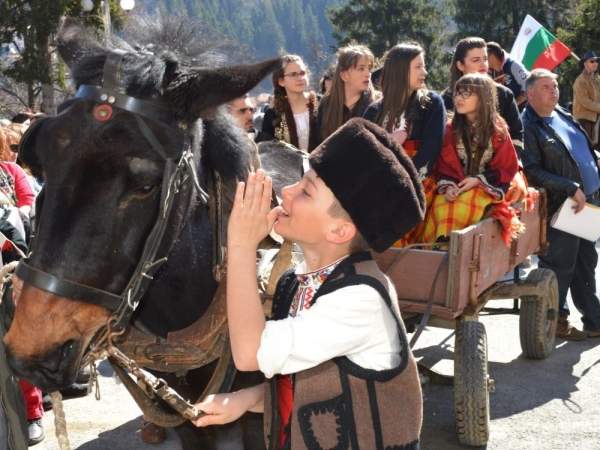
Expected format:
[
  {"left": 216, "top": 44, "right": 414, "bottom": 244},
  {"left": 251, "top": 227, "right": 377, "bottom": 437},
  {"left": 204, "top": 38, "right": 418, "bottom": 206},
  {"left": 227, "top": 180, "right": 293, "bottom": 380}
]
[
  {"left": 3, "top": 35, "right": 600, "bottom": 449},
  {"left": 208, "top": 37, "right": 600, "bottom": 448},
  {"left": 223, "top": 38, "right": 600, "bottom": 346}
]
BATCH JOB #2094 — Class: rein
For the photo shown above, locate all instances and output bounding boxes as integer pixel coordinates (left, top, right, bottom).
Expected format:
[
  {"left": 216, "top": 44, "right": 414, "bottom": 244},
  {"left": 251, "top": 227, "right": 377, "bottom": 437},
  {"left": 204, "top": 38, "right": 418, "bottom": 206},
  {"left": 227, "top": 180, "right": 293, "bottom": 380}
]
[{"left": 14, "top": 50, "right": 231, "bottom": 422}]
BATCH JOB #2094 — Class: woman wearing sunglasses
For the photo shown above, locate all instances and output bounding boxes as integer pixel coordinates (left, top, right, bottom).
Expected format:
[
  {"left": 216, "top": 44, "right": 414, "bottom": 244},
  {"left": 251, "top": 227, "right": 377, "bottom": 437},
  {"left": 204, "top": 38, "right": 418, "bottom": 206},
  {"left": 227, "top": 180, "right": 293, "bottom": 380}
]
[
  {"left": 259, "top": 54, "right": 319, "bottom": 152},
  {"left": 422, "top": 73, "right": 521, "bottom": 245}
]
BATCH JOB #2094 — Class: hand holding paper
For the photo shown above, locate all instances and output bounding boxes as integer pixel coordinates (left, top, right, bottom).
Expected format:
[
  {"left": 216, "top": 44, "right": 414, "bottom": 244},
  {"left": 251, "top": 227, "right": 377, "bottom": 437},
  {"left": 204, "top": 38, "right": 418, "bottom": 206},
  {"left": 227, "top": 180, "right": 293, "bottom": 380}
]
[{"left": 551, "top": 197, "right": 600, "bottom": 241}]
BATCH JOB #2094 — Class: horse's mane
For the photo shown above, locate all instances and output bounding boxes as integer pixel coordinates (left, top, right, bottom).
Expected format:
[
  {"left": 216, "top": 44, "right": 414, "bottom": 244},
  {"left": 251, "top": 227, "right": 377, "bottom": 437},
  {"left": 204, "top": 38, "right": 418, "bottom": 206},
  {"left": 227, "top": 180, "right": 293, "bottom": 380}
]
[
  {"left": 57, "top": 17, "right": 255, "bottom": 182},
  {"left": 59, "top": 16, "right": 234, "bottom": 102}
]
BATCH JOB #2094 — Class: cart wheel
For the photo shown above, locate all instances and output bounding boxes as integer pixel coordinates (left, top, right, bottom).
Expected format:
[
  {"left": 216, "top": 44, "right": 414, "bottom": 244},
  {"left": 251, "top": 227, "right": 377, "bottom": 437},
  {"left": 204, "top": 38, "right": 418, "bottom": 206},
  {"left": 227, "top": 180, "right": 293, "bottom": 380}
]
[
  {"left": 454, "top": 319, "right": 490, "bottom": 447},
  {"left": 519, "top": 268, "right": 558, "bottom": 359}
]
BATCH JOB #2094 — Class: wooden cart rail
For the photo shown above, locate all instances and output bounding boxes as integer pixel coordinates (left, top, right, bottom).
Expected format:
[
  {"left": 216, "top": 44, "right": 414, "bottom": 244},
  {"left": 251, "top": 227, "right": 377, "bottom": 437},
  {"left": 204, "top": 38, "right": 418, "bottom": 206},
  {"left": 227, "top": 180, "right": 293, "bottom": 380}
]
[{"left": 374, "top": 191, "right": 547, "bottom": 320}]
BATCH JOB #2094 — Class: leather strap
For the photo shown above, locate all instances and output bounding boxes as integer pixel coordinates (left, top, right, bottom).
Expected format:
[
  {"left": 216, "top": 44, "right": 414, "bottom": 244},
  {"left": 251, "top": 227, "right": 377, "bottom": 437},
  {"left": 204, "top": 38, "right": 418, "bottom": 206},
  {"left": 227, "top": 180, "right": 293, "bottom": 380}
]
[
  {"left": 16, "top": 260, "right": 121, "bottom": 310},
  {"left": 76, "top": 84, "right": 174, "bottom": 126}
]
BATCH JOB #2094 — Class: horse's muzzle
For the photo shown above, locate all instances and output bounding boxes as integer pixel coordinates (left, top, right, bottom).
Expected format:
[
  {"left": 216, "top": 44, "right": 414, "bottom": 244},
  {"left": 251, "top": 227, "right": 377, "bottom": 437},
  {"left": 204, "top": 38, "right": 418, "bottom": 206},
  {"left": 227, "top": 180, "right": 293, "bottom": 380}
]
[{"left": 6, "top": 339, "right": 82, "bottom": 391}]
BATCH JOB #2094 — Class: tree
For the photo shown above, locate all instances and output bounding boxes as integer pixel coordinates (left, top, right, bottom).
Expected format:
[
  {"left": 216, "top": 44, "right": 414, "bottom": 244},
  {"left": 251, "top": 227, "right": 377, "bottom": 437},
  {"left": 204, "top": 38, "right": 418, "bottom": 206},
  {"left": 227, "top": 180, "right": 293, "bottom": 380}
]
[
  {"left": 0, "top": 0, "right": 125, "bottom": 114},
  {"left": 327, "top": 0, "right": 452, "bottom": 89},
  {"left": 452, "top": 0, "right": 572, "bottom": 50},
  {"left": 556, "top": 0, "right": 600, "bottom": 104}
]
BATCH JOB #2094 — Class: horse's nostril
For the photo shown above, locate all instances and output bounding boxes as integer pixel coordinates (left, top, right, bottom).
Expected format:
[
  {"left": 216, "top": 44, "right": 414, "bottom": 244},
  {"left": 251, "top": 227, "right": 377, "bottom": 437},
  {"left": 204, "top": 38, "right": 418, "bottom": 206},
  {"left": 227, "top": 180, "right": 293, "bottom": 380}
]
[
  {"left": 61, "top": 340, "right": 77, "bottom": 361},
  {"left": 38, "top": 339, "right": 77, "bottom": 373}
]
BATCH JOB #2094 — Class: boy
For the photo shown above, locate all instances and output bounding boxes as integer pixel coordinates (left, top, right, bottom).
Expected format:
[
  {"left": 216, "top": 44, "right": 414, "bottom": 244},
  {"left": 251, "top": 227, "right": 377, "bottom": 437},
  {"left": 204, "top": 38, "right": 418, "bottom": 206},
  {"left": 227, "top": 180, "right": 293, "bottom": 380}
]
[{"left": 193, "top": 118, "right": 425, "bottom": 449}]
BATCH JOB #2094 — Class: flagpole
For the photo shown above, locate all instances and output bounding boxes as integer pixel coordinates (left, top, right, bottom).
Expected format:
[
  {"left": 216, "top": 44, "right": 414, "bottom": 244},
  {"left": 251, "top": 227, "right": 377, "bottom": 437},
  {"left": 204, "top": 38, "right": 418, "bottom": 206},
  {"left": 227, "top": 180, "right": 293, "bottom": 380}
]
[{"left": 570, "top": 51, "right": 581, "bottom": 62}]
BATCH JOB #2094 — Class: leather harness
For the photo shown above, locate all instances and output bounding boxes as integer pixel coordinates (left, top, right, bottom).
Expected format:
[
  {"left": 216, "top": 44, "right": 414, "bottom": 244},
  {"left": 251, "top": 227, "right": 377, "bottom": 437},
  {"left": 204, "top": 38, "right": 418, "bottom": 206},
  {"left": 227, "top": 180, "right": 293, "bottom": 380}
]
[{"left": 14, "top": 50, "right": 236, "bottom": 425}]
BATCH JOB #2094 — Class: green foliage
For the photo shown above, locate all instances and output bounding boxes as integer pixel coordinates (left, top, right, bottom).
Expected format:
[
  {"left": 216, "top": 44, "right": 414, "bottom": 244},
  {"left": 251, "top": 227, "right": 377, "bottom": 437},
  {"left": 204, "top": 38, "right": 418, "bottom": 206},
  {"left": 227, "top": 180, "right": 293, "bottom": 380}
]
[
  {"left": 556, "top": 0, "right": 600, "bottom": 104},
  {"left": 452, "top": 0, "right": 577, "bottom": 104},
  {"left": 327, "top": 0, "right": 452, "bottom": 90},
  {"left": 453, "top": 0, "right": 571, "bottom": 48},
  {"left": 144, "top": 0, "right": 339, "bottom": 90},
  {"left": 0, "top": 0, "right": 126, "bottom": 109}
]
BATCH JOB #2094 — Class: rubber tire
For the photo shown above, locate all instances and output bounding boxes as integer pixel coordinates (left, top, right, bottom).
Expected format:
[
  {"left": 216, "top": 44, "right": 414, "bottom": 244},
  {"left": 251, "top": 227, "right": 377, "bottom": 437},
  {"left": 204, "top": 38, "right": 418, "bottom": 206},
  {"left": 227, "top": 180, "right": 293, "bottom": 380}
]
[
  {"left": 454, "top": 319, "right": 490, "bottom": 447},
  {"left": 519, "top": 268, "right": 558, "bottom": 359}
]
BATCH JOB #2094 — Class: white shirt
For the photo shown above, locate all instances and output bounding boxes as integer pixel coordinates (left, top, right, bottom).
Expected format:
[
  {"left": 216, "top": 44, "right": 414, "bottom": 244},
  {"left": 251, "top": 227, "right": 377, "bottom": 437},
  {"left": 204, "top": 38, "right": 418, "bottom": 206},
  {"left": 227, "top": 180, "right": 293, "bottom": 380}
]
[
  {"left": 293, "top": 111, "right": 310, "bottom": 151},
  {"left": 257, "top": 262, "right": 402, "bottom": 378}
]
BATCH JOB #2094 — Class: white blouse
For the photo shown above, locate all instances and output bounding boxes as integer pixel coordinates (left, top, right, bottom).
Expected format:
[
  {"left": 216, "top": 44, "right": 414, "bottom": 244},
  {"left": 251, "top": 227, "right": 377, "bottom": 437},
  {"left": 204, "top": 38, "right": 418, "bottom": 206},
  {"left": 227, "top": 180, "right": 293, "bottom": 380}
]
[{"left": 293, "top": 111, "right": 310, "bottom": 151}]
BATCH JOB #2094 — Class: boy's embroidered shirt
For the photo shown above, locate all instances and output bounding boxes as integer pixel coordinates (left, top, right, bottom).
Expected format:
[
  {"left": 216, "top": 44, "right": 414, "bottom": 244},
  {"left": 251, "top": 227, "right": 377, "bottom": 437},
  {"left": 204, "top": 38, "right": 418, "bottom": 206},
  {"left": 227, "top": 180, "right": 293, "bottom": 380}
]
[
  {"left": 288, "top": 256, "right": 346, "bottom": 317},
  {"left": 257, "top": 260, "right": 402, "bottom": 378}
]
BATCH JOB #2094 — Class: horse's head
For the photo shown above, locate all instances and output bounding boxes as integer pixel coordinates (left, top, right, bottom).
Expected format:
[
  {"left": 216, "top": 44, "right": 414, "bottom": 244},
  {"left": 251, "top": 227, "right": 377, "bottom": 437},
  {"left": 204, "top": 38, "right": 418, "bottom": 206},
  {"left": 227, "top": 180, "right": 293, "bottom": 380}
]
[{"left": 3, "top": 21, "right": 278, "bottom": 390}]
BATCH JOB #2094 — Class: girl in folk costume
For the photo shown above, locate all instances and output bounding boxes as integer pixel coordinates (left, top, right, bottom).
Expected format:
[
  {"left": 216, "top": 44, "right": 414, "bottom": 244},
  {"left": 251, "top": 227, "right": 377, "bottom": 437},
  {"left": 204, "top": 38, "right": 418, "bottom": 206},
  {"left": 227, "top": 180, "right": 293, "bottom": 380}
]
[
  {"left": 443, "top": 37, "right": 529, "bottom": 204},
  {"left": 317, "top": 44, "right": 379, "bottom": 143},
  {"left": 259, "top": 55, "right": 320, "bottom": 152},
  {"left": 363, "top": 43, "right": 446, "bottom": 245},
  {"left": 422, "top": 73, "right": 521, "bottom": 245}
]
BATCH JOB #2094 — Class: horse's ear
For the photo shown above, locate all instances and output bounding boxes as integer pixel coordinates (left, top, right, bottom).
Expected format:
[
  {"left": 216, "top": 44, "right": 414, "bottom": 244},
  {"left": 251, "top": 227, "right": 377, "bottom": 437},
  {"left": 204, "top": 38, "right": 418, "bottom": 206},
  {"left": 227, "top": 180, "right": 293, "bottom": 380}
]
[
  {"left": 165, "top": 58, "right": 280, "bottom": 120},
  {"left": 56, "top": 18, "right": 104, "bottom": 70}
]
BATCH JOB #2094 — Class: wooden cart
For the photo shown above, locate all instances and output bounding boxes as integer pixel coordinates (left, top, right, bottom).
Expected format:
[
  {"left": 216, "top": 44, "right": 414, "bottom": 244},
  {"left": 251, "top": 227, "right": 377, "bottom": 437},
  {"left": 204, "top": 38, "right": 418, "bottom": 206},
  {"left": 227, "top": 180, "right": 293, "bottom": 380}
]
[{"left": 374, "top": 192, "right": 558, "bottom": 447}]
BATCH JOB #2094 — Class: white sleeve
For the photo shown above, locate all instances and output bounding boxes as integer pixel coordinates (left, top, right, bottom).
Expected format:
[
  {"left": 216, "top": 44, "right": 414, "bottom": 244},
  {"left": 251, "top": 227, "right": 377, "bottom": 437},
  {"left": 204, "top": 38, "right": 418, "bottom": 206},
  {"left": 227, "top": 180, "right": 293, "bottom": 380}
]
[{"left": 256, "top": 284, "right": 389, "bottom": 378}]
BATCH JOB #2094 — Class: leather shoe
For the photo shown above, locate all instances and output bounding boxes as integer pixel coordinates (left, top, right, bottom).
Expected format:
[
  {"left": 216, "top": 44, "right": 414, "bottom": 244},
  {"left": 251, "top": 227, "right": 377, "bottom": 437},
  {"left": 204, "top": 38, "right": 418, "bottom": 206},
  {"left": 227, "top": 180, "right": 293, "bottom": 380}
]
[
  {"left": 556, "top": 318, "right": 587, "bottom": 341},
  {"left": 27, "top": 419, "right": 45, "bottom": 446}
]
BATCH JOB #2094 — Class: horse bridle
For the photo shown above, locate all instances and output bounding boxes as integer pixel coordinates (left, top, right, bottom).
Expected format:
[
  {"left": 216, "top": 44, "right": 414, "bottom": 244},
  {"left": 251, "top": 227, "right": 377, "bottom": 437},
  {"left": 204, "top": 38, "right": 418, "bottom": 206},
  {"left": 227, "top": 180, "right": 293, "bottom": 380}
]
[{"left": 15, "top": 50, "right": 218, "bottom": 339}]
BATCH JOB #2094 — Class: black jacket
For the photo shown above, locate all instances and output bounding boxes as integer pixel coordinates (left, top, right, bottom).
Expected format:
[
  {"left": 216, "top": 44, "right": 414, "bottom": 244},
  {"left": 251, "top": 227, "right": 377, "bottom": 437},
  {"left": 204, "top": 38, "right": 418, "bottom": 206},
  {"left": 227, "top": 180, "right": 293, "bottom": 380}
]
[
  {"left": 443, "top": 83, "right": 524, "bottom": 151},
  {"left": 522, "top": 105, "right": 599, "bottom": 217},
  {"left": 362, "top": 91, "right": 446, "bottom": 176},
  {"left": 316, "top": 91, "right": 374, "bottom": 144}
]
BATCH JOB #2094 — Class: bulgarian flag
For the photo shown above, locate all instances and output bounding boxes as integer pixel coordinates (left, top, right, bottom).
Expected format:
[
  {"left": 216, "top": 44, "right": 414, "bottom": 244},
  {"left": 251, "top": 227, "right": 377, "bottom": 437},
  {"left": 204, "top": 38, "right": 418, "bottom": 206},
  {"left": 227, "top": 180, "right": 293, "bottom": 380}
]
[{"left": 510, "top": 15, "right": 571, "bottom": 70}]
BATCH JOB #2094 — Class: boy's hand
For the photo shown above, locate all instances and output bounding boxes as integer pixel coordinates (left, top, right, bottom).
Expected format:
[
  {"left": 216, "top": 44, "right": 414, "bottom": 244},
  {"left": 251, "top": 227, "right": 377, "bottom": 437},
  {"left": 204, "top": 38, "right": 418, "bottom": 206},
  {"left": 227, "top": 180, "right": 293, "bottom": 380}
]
[
  {"left": 228, "top": 170, "right": 282, "bottom": 251},
  {"left": 458, "top": 177, "right": 480, "bottom": 193},
  {"left": 192, "top": 386, "right": 263, "bottom": 427}
]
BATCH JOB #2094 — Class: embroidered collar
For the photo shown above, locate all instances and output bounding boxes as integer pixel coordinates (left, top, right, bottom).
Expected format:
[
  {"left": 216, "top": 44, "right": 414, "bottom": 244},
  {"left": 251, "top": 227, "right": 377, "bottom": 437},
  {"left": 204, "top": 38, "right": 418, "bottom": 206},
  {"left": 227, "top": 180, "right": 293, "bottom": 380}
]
[{"left": 295, "top": 255, "right": 349, "bottom": 288}]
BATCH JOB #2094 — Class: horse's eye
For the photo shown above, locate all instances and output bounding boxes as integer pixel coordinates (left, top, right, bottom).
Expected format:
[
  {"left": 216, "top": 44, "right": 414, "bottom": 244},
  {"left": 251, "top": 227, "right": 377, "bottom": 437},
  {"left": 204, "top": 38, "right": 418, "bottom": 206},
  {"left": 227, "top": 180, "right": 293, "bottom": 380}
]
[{"left": 140, "top": 185, "right": 155, "bottom": 193}]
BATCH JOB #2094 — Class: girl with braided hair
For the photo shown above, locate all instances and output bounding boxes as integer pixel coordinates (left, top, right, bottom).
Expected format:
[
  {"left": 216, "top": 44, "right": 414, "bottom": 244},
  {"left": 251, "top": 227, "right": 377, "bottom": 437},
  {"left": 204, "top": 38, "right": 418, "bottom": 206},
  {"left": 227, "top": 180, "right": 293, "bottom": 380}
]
[{"left": 258, "top": 55, "right": 319, "bottom": 152}]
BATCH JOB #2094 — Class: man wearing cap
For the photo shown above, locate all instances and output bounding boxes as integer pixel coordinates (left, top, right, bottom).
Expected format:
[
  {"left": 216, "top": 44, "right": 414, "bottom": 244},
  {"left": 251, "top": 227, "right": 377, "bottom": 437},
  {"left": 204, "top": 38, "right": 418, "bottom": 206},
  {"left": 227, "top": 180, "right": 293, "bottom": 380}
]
[
  {"left": 192, "top": 118, "right": 424, "bottom": 450},
  {"left": 573, "top": 50, "right": 600, "bottom": 150}
]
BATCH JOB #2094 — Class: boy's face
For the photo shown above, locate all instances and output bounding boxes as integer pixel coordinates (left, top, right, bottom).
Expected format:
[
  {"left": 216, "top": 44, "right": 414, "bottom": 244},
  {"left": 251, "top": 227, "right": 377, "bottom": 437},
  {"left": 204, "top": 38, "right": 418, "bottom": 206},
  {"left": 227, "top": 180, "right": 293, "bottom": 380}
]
[{"left": 274, "top": 170, "right": 353, "bottom": 246}]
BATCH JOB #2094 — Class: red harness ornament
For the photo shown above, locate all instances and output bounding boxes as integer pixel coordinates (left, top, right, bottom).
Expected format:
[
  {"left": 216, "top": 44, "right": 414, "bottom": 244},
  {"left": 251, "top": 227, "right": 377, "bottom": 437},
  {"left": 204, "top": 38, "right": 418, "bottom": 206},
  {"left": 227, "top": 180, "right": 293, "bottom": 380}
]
[{"left": 93, "top": 104, "right": 113, "bottom": 122}]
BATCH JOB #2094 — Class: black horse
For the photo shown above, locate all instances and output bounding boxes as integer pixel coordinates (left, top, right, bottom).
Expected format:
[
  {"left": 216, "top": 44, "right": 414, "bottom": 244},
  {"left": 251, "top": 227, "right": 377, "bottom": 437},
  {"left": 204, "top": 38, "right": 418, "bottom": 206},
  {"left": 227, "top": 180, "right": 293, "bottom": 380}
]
[{"left": 1, "top": 20, "right": 287, "bottom": 449}]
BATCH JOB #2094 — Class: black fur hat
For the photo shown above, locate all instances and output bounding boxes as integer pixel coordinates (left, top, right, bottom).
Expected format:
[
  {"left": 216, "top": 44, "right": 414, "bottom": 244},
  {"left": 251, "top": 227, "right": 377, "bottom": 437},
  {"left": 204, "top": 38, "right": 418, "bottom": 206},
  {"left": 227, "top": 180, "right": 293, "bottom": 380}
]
[{"left": 309, "top": 118, "right": 425, "bottom": 252}]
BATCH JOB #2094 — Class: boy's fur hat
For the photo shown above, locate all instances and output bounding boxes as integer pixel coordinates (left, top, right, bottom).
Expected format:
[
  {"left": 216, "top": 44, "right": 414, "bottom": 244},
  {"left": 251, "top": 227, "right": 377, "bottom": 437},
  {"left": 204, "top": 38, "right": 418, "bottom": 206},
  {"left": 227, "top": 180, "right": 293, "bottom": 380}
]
[{"left": 309, "top": 118, "right": 425, "bottom": 252}]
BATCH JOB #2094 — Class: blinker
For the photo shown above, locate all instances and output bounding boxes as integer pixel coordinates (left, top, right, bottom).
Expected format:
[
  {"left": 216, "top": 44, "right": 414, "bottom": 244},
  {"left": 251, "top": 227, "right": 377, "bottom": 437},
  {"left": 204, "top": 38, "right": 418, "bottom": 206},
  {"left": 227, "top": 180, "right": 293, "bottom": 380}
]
[{"left": 93, "top": 104, "right": 113, "bottom": 122}]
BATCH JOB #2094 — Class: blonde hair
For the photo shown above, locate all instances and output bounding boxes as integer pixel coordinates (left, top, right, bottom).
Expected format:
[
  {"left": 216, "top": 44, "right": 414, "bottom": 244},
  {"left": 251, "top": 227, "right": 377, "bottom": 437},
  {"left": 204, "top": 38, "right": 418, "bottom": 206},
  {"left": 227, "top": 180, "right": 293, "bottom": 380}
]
[{"left": 0, "top": 126, "right": 22, "bottom": 161}]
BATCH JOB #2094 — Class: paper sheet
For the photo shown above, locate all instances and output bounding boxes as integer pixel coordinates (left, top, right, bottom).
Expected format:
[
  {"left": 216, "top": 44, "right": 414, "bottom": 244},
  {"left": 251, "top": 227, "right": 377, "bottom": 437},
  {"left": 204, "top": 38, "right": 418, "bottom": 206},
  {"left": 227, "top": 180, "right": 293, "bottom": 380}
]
[{"left": 551, "top": 197, "right": 600, "bottom": 241}]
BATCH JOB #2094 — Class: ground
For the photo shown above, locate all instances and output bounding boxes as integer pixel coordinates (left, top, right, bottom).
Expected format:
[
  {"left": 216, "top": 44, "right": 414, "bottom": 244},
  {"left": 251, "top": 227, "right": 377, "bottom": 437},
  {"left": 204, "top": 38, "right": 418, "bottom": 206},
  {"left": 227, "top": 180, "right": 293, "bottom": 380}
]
[{"left": 36, "top": 260, "right": 600, "bottom": 450}]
